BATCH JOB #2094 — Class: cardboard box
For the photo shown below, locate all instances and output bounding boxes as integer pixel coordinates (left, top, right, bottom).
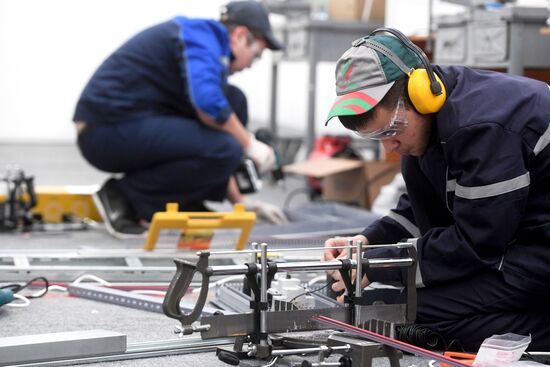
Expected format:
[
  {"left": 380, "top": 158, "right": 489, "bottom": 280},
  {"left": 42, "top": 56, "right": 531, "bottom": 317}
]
[
  {"left": 361, "top": 0, "right": 386, "bottom": 22},
  {"left": 328, "top": 0, "right": 365, "bottom": 21},
  {"left": 284, "top": 157, "right": 400, "bottom": 209},
  {"left": 327, "top": 0, "right": 385, "bottom": 22}
]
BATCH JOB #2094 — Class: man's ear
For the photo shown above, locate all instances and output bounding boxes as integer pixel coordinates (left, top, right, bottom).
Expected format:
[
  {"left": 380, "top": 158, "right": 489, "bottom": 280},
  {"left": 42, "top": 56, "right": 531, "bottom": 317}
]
[{"left": 230, "top": 25, "right": 248, "bottom": 44}]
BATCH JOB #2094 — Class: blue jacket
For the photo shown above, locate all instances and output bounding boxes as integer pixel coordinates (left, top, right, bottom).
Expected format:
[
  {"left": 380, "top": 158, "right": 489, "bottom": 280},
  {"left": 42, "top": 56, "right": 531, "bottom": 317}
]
[
  {"left": 362, "top": 66, "right": 550, "bottom": 292},
  {"left": 74, "top": 17, "right": 233, "bottom": 125}
]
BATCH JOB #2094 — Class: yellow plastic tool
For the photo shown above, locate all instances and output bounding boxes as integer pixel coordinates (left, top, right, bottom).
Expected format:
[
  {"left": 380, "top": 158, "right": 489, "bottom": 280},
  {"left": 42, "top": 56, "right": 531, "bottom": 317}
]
[
  {"left": 0, "top": 185, "right": 101, "bottom": 223},
  {"left": 177, "top": 229, "right": 215, "bottom": 250},
  {"left": 144, "top": 202, "right": 256, "bottom": 251}
]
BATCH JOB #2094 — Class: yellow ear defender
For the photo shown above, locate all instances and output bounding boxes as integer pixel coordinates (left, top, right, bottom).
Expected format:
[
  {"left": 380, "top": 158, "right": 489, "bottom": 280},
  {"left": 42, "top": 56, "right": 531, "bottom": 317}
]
[
  {"left": 408, "top": 68, "right": 446, "bottom": 114},
  {"left": 367, "top": 28, "right": 447, "bottom": 114}
]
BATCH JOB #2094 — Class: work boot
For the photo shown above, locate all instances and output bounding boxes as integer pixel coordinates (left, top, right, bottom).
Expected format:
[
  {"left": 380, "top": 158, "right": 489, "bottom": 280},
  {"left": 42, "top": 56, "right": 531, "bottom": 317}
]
[{"left": 93, "top": 178, "right": 147, "bottom": 237}]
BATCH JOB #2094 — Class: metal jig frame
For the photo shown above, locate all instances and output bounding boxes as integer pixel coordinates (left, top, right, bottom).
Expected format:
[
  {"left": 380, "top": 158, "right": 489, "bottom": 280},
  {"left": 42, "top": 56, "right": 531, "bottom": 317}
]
[{"left": 161, "top": 241, "right": 418, "bottom": 364}]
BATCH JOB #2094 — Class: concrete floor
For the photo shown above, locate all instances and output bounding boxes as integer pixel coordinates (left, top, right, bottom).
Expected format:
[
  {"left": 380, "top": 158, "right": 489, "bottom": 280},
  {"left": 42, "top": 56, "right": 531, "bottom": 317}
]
[{"left": 0, "top": 142, "right": 308, "bottom": 207}]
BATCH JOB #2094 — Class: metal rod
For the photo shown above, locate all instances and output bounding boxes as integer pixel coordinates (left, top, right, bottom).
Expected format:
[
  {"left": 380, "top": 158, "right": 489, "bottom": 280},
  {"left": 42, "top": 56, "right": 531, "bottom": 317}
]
[
  {"left": 4, "top": 337, "right": 234, "bottom": 367},
  {"left": 274, "top": 258, "right": 413, "bottom": 271},
  {"left": 347, "top": 238, "right": 353, "bottom": 261},
  {"left": 344, "top": 239, "right": 353, "bottom": 298},
  {"left": 355, "top": 240, "right": 363, "bottom": 327},
  {"left": 205, "top": 264, "right": 249, "bottom": 276},
  {"left": 203, "top": 243, "right": 414, "bottom": 255},
  {"left": 260, "top": 243, "right": 268, "bottom": 347},
  {"left": 250, "top": 242, "right": 258, "bottom": 264},
  {"left": 355, "top": 240, "right": 363, "bottom": 297},
  {"left": 367, "top": 258, "right": 414, "bottom": 268},
  {"left": 270, "top": 344, "right": 350, "bottom": 356},
  {"left": 205, "top": 258, "right": 414, "bottom": 276}
]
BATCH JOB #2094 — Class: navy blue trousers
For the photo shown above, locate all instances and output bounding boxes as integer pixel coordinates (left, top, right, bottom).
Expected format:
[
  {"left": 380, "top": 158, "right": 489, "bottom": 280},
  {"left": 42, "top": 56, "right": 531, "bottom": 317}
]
[
  {"left": 78, "top": 85, "right": 248, "bottom": 220},
  {"left": 366, "top": 265, "right": 550, "bottom": 351}
]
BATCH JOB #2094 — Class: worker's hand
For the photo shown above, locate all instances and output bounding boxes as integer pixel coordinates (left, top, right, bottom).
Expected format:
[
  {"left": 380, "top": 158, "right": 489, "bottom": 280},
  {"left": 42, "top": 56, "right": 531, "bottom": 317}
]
[
  {"left": 244, "top": 199, "right": 288, "bottom": 225},
  {"left": 324, "top": 234, "right": 369, "bottom": 304},
  {"left": 323, "top": 234, "right": 368, "bottom": 262},
  {"left": 245, "top": 134, "right": 276, "bottom": 174}
]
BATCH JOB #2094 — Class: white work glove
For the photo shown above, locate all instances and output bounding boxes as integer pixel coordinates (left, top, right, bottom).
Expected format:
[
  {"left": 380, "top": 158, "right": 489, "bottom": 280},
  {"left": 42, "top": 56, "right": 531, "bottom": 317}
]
[
  {"left": 245, "top": 134, "right": 276, "bottom": 174},
  {"left": 244, "top": 199, "right": 288, "bottom": 225}
]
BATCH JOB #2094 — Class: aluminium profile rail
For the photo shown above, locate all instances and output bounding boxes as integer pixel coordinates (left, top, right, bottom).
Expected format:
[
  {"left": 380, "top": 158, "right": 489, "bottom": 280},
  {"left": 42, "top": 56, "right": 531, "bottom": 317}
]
[
  {"left": 68, "top": 283, "right": 230, "bottom": 316},
  {"left": 4, "top": 337, "right": 234, "bottom": 367},
  {"left": 0, "top": 251, "right": 238, "bottom": 282}
]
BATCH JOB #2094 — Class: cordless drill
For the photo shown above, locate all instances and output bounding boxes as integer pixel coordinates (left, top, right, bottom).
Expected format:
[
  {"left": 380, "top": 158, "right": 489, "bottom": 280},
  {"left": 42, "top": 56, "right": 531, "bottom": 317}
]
[
  {"left": 235, "top": 128, "right": 284, "bottom": 194},
  {"left": 254, "top": 128, "right": 284, "bottom": 183}
]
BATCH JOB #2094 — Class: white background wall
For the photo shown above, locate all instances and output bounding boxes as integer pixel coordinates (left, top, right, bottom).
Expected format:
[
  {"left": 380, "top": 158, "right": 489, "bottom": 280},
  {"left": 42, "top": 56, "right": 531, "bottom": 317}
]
[{"left": 0, "top": 0, "right": 466, "bottom": 143}]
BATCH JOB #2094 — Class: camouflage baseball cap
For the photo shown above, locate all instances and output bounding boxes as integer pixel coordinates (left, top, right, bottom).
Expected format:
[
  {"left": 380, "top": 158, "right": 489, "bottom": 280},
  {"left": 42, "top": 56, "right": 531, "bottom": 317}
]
[{"left": 325, "top": 34, "right": 422, "bottom": 125}]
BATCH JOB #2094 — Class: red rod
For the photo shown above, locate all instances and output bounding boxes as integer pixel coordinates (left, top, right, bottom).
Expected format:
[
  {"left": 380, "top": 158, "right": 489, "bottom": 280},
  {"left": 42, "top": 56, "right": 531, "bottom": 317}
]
[{"left": 314, "top": 315, "right": 472, "bottom": 367}]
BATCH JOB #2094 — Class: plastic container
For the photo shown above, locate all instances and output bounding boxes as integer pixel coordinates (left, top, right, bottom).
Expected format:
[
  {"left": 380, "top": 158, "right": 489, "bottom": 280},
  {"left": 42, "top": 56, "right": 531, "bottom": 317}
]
[{"left": 474, "top": 333, "right": 531, "bottom": 367}]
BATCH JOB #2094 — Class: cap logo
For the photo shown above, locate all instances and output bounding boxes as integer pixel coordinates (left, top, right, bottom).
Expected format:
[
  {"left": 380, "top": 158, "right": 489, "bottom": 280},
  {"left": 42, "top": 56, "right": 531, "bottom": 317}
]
[
  {"left": 340, "top": 60, "right": 358, "bottom": 91},
  {"left": 220, "top": 6, "right": 229, "bottom": 21},
  {"left": 326, "top": 90, "right": 378, "bottom": 121}
]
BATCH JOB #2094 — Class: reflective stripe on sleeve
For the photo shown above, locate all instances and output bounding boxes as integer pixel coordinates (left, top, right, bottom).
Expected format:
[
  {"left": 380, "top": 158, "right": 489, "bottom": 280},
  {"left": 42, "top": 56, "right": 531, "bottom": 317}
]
[
  {"left": 534, "top": 123, "right": 550, "bottom": 156},
  {"left": 447, "top": 179, "right": 456, "bottom": 192},
  {"left": 406, "top": 238, "right": 424, "bottom": 288},
  {"left": 451, "top": 172, "right": 530, "bottom": 200},
  {"left": 387, "top": 210, "right": 420, "bottom": 237}
]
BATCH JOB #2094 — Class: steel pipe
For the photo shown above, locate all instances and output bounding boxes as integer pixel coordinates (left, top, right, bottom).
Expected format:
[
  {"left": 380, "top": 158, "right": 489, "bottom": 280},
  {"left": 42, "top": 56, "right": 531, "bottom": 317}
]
[
  {"left": 203, "top": 242, "right": 414, "bottom": 256},
  {"left": 205, "top": 258, "right": 414, "bottom": 277}
]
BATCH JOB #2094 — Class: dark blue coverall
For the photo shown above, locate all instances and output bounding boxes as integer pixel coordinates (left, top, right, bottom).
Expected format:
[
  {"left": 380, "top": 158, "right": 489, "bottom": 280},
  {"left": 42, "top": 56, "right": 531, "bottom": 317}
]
[
  {"left": 74, "top": 17, "right": 247, "bottom": 220},
  {"left": 362, "top": 66, "right": 550, "bottom": 350}
]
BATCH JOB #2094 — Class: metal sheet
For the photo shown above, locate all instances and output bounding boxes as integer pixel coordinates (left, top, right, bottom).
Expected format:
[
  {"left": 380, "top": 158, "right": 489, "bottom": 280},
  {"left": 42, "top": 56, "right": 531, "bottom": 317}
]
[
  {"left": 3, "top": 336, "right": 234, "bottom": 367},
  {"left": 0, "top": 330, "right": 126, "bottom": 366}
]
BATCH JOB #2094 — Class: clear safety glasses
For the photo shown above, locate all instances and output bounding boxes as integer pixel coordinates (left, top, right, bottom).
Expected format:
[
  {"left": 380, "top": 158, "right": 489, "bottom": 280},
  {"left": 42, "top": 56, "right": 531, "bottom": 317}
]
[{"left": 354, "top": 96, "right": 408, "bottom": 140}]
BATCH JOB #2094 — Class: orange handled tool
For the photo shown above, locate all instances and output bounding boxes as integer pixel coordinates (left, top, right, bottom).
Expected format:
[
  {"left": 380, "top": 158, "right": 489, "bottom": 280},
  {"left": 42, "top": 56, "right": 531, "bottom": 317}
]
[{"left": 441, "top": 351, "right": 476, "bottom": 367}]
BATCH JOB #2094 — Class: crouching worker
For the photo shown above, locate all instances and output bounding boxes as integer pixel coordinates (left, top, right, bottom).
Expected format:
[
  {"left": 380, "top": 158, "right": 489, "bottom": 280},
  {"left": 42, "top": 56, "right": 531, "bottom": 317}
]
[{"left": 73, "top": 1, "right": 287, "bottom": 236}]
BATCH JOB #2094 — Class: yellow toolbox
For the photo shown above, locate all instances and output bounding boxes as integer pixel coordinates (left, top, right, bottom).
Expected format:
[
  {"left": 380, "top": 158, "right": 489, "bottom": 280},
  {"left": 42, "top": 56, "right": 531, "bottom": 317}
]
[
  {"left": 32, "top": 185, "right": 101, "bottom": 222},
  {"left": 0, "top": 185, "right": 103, "bottom": 223}
]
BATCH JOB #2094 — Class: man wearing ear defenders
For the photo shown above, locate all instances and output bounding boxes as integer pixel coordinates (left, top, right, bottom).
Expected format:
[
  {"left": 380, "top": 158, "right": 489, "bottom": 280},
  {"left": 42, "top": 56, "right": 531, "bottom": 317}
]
[
  {"left": 73, "top": 1, "right": 287, "bottom": 237},
  {"left": 324, "top": 28, "right": 550, "bottom": 351}
]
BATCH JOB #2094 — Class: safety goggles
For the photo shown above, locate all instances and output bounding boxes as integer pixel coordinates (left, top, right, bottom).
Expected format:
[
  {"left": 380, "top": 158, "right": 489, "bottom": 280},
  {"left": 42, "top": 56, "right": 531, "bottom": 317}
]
[{"left": 354, "top": 96, "right": 408, "bottom": 140}]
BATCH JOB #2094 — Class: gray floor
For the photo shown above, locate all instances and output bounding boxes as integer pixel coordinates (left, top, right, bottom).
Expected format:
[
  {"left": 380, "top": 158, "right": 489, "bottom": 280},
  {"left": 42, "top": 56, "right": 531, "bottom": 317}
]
[
  {"left": 0, "top": 143, "right": 430, "bottom": 366},
  {"left": 0, "top": 142, "right": 110, "bottom": 186},
  {"left": 0, "top": 142, "right": 309, "bottom": 207}
]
